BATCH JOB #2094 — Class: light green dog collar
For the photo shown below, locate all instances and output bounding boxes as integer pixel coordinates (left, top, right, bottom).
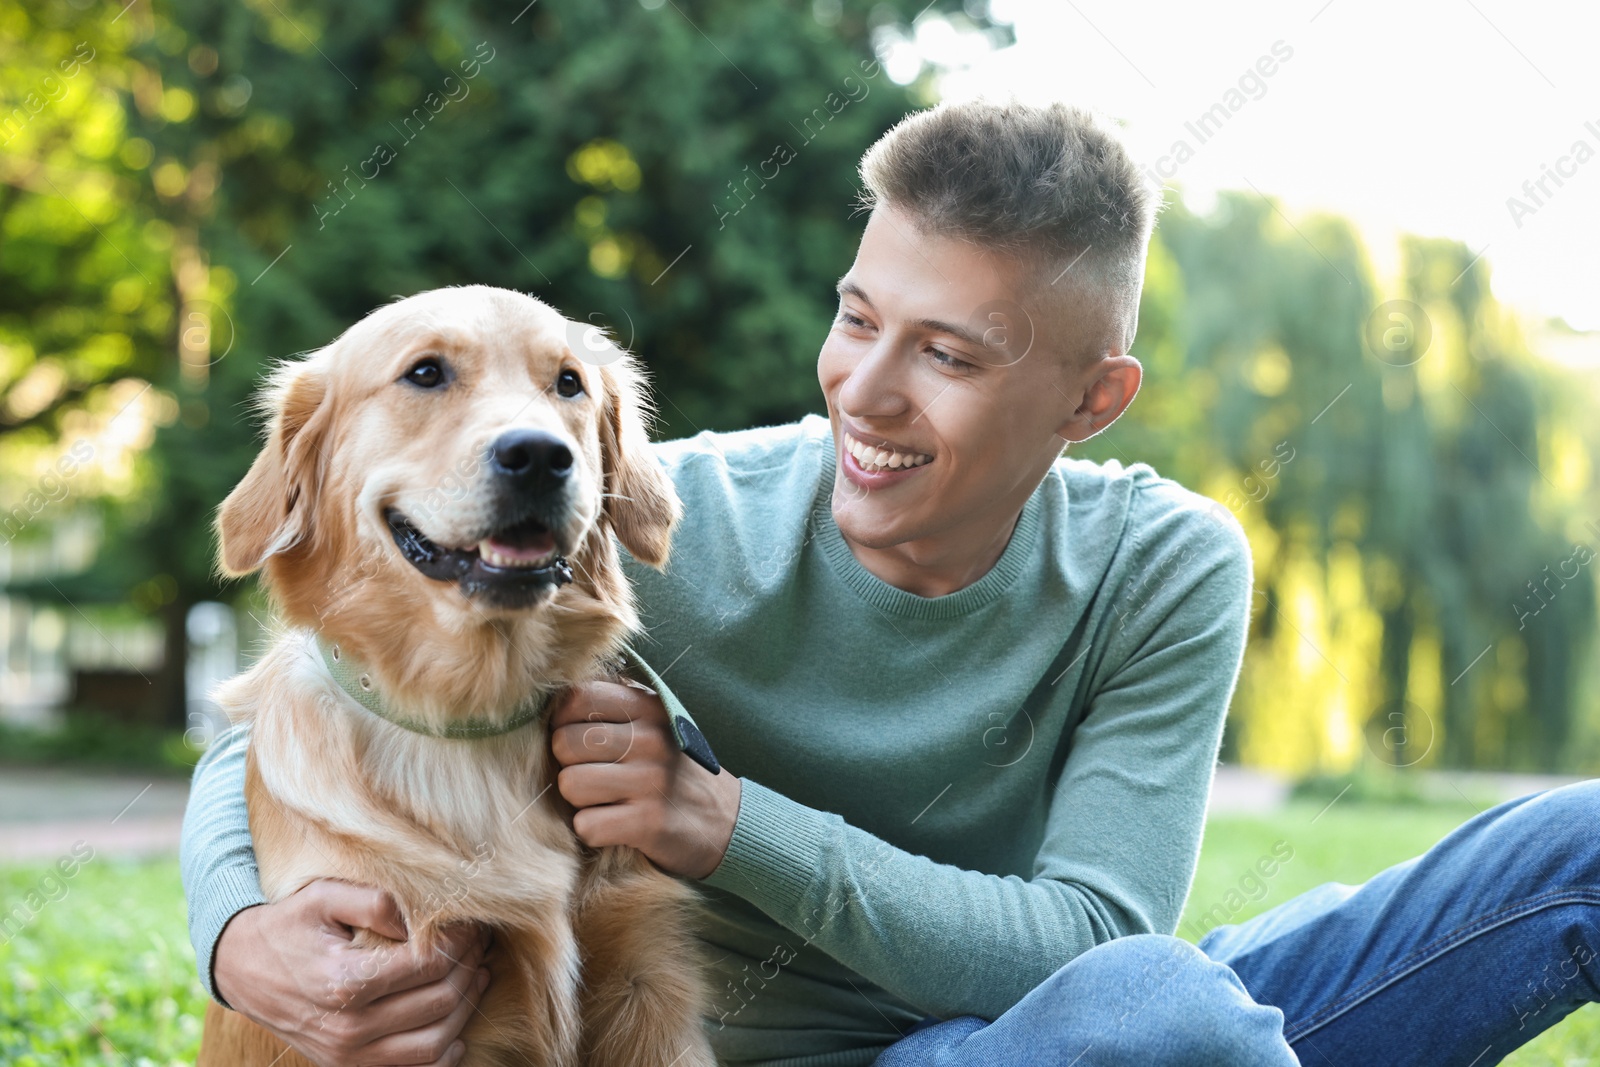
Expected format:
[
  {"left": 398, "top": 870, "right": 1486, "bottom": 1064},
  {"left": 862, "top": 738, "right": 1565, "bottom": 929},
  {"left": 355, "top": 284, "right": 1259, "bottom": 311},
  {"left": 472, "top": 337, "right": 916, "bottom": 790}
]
[
  {"left": 312, "top": 635, "right": 721, "bottom": 773},
  {"left": 315, "top": 634, "right": 551, "bottom": 739}
]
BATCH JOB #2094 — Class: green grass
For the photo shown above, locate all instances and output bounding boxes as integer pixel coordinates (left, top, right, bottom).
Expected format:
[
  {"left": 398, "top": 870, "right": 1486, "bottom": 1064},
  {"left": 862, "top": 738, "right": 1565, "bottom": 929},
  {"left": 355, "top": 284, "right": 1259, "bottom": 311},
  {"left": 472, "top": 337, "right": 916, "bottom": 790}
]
[
  {"left": 0, "top": 859, "right": 203, "bottom": 1065},
  {"left": 1, "top": 802, "right": 1596, "bottom": 1063}
]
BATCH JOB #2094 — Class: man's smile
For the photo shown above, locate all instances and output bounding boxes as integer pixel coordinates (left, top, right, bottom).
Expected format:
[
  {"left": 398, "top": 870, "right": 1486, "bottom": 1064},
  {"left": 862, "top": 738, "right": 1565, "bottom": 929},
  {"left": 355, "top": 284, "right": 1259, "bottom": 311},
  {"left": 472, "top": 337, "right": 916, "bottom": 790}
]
[
  {"left": 842, "top": 429, "right": 933, "bottom": 472},
  {"left": 839, "top": 429, "right": 935, "bottom": 491}
]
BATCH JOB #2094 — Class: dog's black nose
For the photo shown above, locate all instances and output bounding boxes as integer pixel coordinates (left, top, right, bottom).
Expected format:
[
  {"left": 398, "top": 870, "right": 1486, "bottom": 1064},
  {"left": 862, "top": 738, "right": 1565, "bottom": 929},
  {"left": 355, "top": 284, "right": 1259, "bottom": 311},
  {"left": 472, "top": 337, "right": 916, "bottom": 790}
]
[{"left": 488, "top": 429, "right": 573, "bottom": 489}]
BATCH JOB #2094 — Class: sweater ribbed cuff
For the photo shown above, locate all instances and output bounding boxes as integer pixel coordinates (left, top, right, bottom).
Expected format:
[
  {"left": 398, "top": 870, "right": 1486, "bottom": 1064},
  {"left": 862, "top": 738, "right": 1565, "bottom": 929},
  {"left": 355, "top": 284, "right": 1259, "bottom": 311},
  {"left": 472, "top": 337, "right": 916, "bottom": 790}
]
[
  {"left": 192, "top": 865, "right": 269, "bottom": 1007},
  {"left": 700, "top": 778, "right": 830, "bottom": 912}
]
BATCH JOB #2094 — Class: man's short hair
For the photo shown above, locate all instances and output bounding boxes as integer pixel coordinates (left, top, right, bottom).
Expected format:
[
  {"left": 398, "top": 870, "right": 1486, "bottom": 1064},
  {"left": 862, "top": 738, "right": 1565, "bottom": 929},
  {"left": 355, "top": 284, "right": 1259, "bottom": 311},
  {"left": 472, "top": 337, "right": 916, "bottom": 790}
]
[{"left": 856, "top": 99, "right": 1158, "bottom": 359}]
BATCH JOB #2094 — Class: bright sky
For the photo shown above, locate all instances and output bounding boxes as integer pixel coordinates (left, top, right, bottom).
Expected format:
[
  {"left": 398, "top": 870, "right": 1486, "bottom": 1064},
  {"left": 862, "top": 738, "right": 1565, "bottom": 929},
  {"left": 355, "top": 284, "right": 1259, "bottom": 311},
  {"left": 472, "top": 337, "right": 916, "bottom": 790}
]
[{"left": 903, "top": 0, "right": 1600, "bottom": 336}]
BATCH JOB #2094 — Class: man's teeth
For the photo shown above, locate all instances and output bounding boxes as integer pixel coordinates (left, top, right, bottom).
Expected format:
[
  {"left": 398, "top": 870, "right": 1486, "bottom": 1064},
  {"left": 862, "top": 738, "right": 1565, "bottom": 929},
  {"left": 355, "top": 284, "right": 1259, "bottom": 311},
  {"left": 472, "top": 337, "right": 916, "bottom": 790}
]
[
  {"left": 477, "top": 540, "right": 558, "bottom": 569},
  {"left": 844, "top": 431, "right": 931, "bottom": 473}
]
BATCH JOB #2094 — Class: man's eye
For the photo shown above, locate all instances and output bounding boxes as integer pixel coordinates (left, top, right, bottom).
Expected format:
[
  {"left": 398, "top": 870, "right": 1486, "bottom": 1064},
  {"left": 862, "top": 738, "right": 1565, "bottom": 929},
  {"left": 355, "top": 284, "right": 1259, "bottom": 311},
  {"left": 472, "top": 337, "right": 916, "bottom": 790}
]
[
  {"left": 556, "top": 368, "right": 585, "bottom": 398},
  {"left": 402, "top": 357, "right": 446, "bottom": 388},
  {"left": 929, "top": 347, "right": 972, "bottom": 372},
  {"left": 837, "top": 310, "right": 869, "bottom": 329}
]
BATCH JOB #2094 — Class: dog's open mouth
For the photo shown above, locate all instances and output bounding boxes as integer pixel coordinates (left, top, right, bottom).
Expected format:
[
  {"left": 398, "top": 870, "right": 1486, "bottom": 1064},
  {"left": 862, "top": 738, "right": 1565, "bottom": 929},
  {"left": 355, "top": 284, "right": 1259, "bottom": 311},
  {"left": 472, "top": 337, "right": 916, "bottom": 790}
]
[{"left": 386, "top": 509, "right": 573, "bottom": 602}]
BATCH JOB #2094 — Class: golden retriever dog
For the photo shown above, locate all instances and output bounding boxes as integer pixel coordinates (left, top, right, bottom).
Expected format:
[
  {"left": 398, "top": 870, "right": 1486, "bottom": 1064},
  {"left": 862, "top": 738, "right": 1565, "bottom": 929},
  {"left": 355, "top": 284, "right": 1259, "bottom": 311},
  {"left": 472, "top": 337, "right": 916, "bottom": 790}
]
[{"left": 197, "top": 286, "right": 715, "bottom": 1067}]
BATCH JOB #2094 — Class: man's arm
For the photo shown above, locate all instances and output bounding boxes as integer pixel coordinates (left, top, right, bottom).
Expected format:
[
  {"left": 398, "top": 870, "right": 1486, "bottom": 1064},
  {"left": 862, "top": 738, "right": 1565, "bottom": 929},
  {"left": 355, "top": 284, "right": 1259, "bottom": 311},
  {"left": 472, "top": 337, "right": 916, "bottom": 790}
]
[
  {"left": 697, "top": 510, "right": 1254, "bottom": 1022},
  {"left": 179, "top": 722, "right": 268, "bottom": 1004}
]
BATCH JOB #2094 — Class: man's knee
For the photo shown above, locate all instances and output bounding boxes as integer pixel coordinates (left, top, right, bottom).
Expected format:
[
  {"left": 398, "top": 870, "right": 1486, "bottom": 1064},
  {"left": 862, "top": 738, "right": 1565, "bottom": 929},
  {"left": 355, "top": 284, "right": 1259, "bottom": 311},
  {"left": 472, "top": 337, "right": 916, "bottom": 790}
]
[
  {"left": 1042, "top": 934, "right": 1296, "bottom": 1066},
  {"left": 1445, "top": 780, "right": 1600, "bottom": 887},
  {"left": 1522, "top": 780, "right": 1600, "bottom": 827},
  {"left": 1055, "top": 934, "right": 1229, "bottom": 1030},
  {"left": 1049, "top": 934, "right": 1192, "bottom": 1006}
]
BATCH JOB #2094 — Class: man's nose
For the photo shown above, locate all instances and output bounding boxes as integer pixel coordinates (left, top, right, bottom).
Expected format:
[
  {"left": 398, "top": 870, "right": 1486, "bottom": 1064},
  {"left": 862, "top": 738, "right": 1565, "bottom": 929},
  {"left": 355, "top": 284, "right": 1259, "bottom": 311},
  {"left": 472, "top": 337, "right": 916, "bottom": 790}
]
[
  {"left": 837, "top": 339, "right": 907, "bottom": 416},
  {"left": 487, "top": 429, "right": 573, "bottom": 494}
]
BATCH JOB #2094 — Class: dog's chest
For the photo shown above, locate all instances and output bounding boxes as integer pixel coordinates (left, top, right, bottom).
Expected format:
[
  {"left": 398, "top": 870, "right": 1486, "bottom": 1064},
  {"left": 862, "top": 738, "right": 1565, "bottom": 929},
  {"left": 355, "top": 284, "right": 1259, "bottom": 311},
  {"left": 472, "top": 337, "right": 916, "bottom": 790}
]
[
  {"left": 365, "top": 726, "right": 550, "bottom": 830},
  {"left": 244, "top": 670, "right": 579, "bottom": 914}
]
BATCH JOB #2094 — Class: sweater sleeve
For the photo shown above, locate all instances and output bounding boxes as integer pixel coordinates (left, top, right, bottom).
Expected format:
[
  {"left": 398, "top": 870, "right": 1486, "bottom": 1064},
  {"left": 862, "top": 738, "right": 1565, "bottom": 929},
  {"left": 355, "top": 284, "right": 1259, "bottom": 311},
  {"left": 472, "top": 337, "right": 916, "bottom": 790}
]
[
  {"left": 699, "top": 505, "right": 1254, "bottom": 1021},
  {"left": 178, "top": 721, "right": 268, "bottom": 1007}
]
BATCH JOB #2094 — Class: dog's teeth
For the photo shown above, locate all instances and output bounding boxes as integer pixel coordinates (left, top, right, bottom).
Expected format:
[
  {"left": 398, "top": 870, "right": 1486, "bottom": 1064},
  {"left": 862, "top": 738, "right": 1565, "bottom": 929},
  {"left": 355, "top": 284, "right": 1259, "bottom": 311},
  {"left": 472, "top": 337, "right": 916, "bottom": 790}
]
[{"left": 477, "top": 540, "right": 556, "bottom": 569}]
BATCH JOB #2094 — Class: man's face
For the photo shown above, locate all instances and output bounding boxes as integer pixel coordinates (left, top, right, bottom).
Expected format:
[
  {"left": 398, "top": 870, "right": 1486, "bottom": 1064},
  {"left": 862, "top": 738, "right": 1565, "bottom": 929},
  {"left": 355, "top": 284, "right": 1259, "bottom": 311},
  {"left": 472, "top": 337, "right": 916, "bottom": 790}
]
[{"left": 818, "top": 203, "right": 1118, "bottom": 553}]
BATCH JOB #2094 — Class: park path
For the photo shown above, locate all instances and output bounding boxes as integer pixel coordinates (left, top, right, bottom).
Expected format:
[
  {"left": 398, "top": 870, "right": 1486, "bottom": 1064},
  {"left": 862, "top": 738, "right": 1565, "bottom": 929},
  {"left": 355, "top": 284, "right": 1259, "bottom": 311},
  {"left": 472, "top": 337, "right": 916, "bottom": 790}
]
[
  {"left": 0, "top": 767, "right": 189, "bottom": 863},
  {"left": 0, "top": 765, "right": 1590, "bottom": 863}
]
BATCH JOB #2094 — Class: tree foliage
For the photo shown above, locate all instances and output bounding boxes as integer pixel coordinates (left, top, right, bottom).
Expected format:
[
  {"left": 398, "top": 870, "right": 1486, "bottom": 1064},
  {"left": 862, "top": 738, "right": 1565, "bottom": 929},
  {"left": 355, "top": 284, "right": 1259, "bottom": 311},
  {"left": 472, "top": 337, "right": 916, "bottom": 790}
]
[{"left": 1075, "top": 194, "right": 1600, "bottom": 772}]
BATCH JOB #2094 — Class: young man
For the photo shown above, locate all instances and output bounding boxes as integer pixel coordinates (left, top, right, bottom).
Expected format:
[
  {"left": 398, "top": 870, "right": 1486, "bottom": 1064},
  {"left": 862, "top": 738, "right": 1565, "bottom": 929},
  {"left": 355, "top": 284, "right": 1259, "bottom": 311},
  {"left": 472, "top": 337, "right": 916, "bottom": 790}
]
[{"left": 183, "top": 101, "right": 1600, "bottom": 1067}]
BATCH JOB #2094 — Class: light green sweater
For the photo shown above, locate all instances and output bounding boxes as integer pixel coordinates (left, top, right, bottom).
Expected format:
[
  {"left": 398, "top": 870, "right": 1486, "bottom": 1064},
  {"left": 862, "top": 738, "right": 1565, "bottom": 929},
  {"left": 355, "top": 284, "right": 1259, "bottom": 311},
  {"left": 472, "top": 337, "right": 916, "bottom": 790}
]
[{"left": 180, "top": 413, "right": 1254, "bottom": 1067}]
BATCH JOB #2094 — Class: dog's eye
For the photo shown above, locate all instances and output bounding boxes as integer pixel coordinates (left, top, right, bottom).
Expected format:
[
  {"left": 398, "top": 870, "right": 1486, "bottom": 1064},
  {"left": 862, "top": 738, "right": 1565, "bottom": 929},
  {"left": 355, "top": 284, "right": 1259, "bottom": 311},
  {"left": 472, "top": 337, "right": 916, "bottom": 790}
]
[
  {"left": 556, "top": 368, "right": 584, "bottom": 398},
  {"left": 403, "top": 357, "right": 446, "bottom": 388}
]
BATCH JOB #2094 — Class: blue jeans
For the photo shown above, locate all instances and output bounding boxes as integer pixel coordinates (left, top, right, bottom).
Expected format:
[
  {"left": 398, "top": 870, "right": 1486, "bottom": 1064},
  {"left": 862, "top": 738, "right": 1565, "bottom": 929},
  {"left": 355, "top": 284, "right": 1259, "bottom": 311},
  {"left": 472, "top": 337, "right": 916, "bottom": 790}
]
[{"left": 873, "top": 782, "right": 1600, "bottom": 1066}]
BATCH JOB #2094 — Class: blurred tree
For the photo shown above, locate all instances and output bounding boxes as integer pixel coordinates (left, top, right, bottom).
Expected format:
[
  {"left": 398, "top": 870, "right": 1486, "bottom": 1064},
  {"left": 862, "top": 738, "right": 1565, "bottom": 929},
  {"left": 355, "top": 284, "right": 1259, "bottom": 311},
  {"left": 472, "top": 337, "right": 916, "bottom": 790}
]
[
  {"left": 0, "top": 4, "right": 171, "bottom": 439},
  {"left": 1404, "top": 240, "right": 1598, "bottom": 770},
  {"left": 1, "top": 2, "right": 187, "bottom": 725},
  {"left": 1078, "top": 194, "right": 1599, "bottom": 773}
]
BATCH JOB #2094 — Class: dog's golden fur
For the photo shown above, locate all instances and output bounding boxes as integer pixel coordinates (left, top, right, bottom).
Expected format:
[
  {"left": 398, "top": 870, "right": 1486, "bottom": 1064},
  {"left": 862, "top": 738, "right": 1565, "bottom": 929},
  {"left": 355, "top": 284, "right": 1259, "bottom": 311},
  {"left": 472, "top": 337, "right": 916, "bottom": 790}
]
[{"left": 196, "top": 286, "right": 714, "bottom": 1067}]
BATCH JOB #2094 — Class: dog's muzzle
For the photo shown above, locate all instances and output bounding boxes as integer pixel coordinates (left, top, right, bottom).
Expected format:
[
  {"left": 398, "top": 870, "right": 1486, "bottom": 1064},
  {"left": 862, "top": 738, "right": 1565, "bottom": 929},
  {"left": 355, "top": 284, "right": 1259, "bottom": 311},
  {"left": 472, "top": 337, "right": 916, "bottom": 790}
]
[{"left": 386, "top": 508, "right": 574, "bottom": 609}]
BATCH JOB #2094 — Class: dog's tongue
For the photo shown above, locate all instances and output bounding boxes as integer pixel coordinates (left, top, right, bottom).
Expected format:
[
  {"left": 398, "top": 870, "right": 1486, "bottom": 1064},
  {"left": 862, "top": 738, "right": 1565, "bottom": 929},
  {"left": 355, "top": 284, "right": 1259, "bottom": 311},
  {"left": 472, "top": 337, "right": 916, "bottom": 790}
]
[{"left": 480, "top": 529, "right": 557, "bottom": 561}]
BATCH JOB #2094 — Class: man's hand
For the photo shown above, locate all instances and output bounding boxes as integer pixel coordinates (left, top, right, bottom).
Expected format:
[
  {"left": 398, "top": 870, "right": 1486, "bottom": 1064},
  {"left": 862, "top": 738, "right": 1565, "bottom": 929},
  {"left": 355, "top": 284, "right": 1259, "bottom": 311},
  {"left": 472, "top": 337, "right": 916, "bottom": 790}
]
[
  {"left": 550, "top": 679, "right": 741, "bottom": 879},
  {"left": 213, "top": 879, "right": 490, "bottom": 1067}
]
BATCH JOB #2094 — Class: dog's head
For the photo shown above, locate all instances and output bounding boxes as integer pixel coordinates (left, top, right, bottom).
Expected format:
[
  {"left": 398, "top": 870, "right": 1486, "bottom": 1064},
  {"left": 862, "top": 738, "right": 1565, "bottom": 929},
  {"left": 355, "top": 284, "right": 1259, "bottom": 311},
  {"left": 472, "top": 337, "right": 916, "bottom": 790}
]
[{"left": 216, "top": 286, "right": 679, "bottom": 678}]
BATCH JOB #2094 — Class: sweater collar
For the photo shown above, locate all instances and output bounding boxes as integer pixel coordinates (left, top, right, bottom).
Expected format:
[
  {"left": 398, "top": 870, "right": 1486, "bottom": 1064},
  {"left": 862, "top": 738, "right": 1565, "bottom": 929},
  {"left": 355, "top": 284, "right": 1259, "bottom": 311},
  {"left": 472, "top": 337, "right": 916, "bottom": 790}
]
[{"left": 810, "top": 424, "right": 1046, "bottom": 620}]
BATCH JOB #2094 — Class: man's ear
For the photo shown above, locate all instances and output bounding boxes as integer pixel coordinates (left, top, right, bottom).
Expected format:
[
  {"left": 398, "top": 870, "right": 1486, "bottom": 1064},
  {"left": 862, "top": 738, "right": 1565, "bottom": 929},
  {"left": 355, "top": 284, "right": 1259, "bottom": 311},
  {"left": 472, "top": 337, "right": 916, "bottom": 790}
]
[
  {"left": 216, "top": 359, "right": 331, "bottom": 577},
  {"left": 598, "top": 352, "right": 681, "bottom": 569},
  {"left": 1054, "top": 355, "right": 1142, "bottom": 444}
]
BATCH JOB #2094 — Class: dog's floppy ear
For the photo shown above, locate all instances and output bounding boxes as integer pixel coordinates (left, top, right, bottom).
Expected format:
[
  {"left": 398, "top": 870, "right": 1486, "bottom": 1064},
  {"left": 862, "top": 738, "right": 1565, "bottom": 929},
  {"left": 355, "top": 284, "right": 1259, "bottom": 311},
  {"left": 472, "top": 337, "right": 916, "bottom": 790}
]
[
  {"left": 598, "top": 352, "right": 681, "bottom": 568},
  {"left": 216, "top": 358, "right": 331, "bottom": 577}
]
